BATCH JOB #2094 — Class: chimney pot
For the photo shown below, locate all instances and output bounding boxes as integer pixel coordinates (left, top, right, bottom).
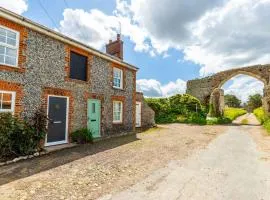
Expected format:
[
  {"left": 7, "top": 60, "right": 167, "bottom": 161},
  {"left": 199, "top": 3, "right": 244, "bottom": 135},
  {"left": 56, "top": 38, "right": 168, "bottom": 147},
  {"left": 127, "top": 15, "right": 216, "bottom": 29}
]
[
  {"left": 106, "top": 34, "right": 123, "bottom": 60},
  {"left": 117, "top": 34, "right": 121, "bottom": 41}
]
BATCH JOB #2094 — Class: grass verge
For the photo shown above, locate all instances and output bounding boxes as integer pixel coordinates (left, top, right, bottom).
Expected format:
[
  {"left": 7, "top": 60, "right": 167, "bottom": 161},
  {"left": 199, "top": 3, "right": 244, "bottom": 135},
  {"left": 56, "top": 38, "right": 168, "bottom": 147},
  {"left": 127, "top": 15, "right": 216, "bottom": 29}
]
[
  {"left": 253, "top": 107, "right": 270, "bottom": 133},
  {"left": 223, "top": 108, "right": 247, "bottom": 121}
]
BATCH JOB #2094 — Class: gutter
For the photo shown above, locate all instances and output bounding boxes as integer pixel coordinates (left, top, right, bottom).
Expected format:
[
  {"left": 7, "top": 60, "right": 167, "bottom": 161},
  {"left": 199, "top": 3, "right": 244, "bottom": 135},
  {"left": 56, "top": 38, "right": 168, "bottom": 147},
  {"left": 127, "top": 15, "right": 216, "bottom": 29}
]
[{"left": 0, "top": 7, "right": 139, "bottom": 71}]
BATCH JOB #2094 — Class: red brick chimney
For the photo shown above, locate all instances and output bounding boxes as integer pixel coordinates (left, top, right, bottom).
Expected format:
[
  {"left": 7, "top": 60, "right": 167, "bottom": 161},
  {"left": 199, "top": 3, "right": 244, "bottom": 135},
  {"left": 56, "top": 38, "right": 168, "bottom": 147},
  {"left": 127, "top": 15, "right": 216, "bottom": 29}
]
[{"left": 106, "top": 34, "right": 123, "bottom": 60}]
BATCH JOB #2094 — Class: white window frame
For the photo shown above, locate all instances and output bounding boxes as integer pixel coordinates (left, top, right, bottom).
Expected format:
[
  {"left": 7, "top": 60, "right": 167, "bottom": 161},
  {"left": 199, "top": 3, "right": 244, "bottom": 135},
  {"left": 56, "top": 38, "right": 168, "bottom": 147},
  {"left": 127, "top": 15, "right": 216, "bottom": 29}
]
[
  {"left": 0, "top": 90, "right": 16, "bottom": 114},
  {"left": 0, "top": 25, "right": 20, "bottom": 68},
  {"left": 113, "top": 67, "right": 123, "bottom": 89},
  {"left": 113, "top": 101, "right": 123, "bottom": 123}
]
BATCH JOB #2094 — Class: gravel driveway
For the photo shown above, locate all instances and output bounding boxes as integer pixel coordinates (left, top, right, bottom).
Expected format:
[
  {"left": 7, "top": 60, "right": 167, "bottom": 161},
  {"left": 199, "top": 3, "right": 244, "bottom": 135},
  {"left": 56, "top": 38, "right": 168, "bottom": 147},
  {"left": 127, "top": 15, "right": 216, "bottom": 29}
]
[
  {"left": 99, "top": 114, "right": 270, "bottom": 200},
  {"left": 0, "top": 124, "right": 225, "bottom": 200}
]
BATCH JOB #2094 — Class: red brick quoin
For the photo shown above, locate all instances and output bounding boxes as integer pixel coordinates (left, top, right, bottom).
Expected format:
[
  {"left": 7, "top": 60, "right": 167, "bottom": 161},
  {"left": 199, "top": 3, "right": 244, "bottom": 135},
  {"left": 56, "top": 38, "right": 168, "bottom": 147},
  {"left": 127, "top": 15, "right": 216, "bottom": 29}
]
[
  {"left": 0, "top": 17, "right": 28, "bottom": 73},
  {"left": 0, "top": 80, "right": 23, "bottom": 116}
]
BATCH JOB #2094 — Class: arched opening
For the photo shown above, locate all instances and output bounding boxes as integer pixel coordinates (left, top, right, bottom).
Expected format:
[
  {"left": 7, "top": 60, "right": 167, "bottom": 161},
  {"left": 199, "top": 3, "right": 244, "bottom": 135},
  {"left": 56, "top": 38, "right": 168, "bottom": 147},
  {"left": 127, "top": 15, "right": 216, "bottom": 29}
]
[{"left": 209, "top": 73, "right": 265, "bottom": 124}]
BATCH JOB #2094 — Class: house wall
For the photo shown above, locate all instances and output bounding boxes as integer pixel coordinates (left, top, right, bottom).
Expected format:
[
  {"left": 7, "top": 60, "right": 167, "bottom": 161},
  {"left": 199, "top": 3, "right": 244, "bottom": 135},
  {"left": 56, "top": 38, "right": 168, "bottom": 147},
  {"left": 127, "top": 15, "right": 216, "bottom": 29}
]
[
  {"left": 136, "top": 92, "right": 155, "bottom": 130},
  {"left": 0, "top": 17, "right": 136, "bottom": 138}
]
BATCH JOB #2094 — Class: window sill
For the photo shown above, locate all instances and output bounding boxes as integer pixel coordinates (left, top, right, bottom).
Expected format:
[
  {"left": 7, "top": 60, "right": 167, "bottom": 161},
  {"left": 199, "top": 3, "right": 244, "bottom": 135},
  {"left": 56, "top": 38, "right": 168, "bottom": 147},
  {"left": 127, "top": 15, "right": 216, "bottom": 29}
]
[
  {"left": 0, "top": 63, "right": 18, "bottom": 68},
  {"left": 113, "top": 86, "right": 124, "bottom": 91},
  {"left": 113, "top": 121, "right": 123, "bottom": 125},
  {"left": 0, "top": 64, "right": 24, "bottom": 73},
  {"left": 65, "top": 77, "right": 89, "bottom": 84}
]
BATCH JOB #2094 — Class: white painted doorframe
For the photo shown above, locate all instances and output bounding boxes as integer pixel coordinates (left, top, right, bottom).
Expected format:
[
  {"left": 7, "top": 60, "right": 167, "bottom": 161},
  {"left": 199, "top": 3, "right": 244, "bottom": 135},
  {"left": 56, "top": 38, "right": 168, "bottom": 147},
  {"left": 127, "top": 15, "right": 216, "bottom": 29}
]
[
  {"left": 136, "top": 101, "right": 142, "bottom": 128},
  {"left": 45, "top": 95, "right": 69, "bottom": 147}
]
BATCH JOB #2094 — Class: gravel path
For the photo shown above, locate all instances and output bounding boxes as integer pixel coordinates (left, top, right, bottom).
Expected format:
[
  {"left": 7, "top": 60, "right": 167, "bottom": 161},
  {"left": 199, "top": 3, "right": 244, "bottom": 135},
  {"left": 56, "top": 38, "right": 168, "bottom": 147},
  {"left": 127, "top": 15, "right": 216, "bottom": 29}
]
[
  {"left": 0, "top": 124, "right": 225, "bottom": 200},
  {"left": 99, "top": 115, "right": 270, "bottom": 200}
]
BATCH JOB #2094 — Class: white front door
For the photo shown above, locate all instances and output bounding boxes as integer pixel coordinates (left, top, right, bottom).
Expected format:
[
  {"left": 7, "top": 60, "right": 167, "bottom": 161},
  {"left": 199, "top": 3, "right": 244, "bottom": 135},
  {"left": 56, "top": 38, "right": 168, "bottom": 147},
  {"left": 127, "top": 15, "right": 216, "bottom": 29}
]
[{"left": 136, "top": 102, "right": 141, "bottom": 127}]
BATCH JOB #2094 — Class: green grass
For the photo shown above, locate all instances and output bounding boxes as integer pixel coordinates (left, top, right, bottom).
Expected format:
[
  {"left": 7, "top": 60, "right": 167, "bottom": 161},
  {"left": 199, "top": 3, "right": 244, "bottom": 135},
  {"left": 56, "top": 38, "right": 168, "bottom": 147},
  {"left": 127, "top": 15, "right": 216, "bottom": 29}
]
[
  {"left": 223, "top": 107, "right": 247, "bottom": 121},
  {"left": 253, "top": 107, "right": 267, "bottom": 124},
  {"left": 206, "top": 117, "right": 232, "bottom": 125},
  {"left": 253, "top": 107, "right": 270, "bottom": 134},
  {"left": 241, "top": 119, "right": 249, "bottom": 125},
  {"left": 263, "top": 120, "right": 270, "bottom": 133}
]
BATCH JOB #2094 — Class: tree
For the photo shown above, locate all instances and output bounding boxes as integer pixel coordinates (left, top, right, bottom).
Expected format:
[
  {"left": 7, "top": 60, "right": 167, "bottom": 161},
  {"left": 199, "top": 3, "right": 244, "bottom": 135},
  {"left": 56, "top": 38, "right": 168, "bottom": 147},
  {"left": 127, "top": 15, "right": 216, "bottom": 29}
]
[
  {"left": 224, "top": 94, "right": 241, "bottom": 108},
  {"left": 247, "top": 94, "right": 262, "bottom": 111}
]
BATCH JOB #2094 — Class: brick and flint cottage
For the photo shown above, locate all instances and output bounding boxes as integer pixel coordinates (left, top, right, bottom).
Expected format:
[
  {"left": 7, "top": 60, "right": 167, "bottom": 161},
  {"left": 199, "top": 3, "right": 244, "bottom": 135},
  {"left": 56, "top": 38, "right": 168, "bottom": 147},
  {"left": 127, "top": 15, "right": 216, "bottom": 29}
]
[{"left": 0, "top": 8, "right": 154, "bottom": 146}]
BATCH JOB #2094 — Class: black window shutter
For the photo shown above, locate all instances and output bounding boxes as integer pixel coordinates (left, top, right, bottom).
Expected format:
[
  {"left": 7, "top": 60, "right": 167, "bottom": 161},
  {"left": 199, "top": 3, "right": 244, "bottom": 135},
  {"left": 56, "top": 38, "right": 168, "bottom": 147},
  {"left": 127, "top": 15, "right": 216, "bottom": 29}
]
[{"left": 70, "top": 51, "right": 87, "bottom": 81}]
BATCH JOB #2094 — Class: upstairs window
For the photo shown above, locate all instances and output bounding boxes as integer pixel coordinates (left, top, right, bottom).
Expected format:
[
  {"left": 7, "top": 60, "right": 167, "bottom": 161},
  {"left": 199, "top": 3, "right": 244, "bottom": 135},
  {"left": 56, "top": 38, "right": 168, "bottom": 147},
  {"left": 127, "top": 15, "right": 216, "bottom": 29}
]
[
  {"left": 70, "top": 51, "right": 88, "bottom": 81},
  {"left": 0, "top": 26, "right": 19, "bottom": 67},
  {"left": 113, "top": 67, "right": 123, "bottom": 89},
  {"left": 113, "top": 101, "right": 123, "bottom": 123},
  {"left": 0, "top": 91, "right": 15, "bottom": 113}
]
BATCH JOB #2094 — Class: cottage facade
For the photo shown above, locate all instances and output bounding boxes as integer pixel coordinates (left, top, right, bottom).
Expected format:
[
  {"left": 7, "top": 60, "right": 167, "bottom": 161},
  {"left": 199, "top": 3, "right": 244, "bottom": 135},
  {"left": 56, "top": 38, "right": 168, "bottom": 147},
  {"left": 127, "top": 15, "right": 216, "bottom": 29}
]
[{"left": 0, "top": 8, "right": 154, "bottom": 146}]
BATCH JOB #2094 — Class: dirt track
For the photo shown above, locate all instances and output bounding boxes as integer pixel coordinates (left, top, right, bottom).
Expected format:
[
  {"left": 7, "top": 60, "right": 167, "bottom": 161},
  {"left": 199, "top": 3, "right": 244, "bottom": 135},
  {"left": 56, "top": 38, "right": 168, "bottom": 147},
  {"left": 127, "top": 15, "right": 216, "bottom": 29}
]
[
  {"left": 99, "top": 114, "right": 270, "bottom": 200},
  {"left": 2, "top": 114, "right": 270, "bottom": 200},
  {"left": 0, "top": 124, "right": 226, "bottom": 200}
]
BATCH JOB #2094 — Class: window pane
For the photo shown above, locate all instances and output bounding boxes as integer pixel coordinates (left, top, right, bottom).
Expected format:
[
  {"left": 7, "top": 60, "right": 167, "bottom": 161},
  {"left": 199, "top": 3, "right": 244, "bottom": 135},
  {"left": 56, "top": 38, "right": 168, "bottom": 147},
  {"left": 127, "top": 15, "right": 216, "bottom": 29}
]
[
  {"left": 2, "top": 101, "right": 11, "bottom": 109},
  {"left": 70, "top": 51, "right": 87, "bottom": 81},
  {"left": 0, "top": 35, "right": 6, "bottom": 43},
  {"left": 5, "top": 56, "right": 16, "bottom": 66},
  {"left": 7, "top": 38, "right": 16, "bottom": 46},
  {"left": 6, "top": 47, "right": 16, "bottom": 57},
  {"left": 7, "top": 30, "right": 16, "bottom": 39},
  {"left": 92, "top": 103, "right": 96, "bottom": 113},
  {"left": 0, "top": 55, "right": 4, "bottom": 63},
  {"left": 0, "top": 46, "right": 5, "bottom": 54},
  {"left": 0, "top": 28, "right": 6, "bottom": 36},
  {"left": 2, "top": 93, "right": 12, "bottom": 101}
]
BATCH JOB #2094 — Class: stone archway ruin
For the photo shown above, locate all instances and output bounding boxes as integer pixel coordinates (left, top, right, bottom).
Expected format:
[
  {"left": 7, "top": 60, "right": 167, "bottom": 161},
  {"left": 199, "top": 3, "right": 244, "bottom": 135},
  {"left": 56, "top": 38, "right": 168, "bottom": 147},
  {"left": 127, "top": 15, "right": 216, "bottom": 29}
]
[{"left": 186, "top": 64, "right": 270, "bottom": 117}]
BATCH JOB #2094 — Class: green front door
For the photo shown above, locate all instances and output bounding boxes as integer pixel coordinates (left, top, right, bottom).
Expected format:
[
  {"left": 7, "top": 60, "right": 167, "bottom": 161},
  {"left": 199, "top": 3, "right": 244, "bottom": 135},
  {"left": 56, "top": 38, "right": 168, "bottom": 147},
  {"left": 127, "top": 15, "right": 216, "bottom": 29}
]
[{"left": 87, "top": 99, "right": 101, "bottom": 138}]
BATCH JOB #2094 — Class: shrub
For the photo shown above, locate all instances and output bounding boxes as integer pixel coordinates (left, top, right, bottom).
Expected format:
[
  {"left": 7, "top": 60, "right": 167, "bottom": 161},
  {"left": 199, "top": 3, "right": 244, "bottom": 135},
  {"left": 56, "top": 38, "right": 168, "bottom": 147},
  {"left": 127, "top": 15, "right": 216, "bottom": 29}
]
[
  {"left": 207, "top": 117, "right": 232, "bottom": 125},
  {"left": 0, "top": 111, "right": 46, "bottom": 161},
  {"left": 146, "top": 94, "right": 204, "bottom": 124},
  {"left": 263, "top": 119, "right": 270, "bottom": 133},
  {"left": 71, "top": 128, "right": 93, "bottom": 144},
  {"left": 169, "top": 94, "right": 202, "bottom": 115},
  {"left": 253, "top": 107, "right": 270, "bottom": 133},
  {"left": 186, "top": 113, "right": 207, "bottom": 125},
  {"left": 223, "top": 108, "right": 247, "bottom": 121},
  {"left": 253, "top": 107, "right": 267, "bottom": 124}
]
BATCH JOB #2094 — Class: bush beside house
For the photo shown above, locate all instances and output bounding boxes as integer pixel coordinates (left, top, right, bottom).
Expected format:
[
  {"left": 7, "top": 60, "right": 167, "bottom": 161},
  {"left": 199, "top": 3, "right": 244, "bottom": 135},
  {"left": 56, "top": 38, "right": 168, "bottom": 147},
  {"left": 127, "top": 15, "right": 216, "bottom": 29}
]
[
  {"left": 0, "top": 110, "right": 47, "bottom": 162},
  {"left": 145, "top": 94, "right": 247, "bottom": 125},
  {"left": 145, "top": 94, "right": 207, "bottom": 124},
  {"left": 71, "top": 128, "right": 93, "bottom": 144}
]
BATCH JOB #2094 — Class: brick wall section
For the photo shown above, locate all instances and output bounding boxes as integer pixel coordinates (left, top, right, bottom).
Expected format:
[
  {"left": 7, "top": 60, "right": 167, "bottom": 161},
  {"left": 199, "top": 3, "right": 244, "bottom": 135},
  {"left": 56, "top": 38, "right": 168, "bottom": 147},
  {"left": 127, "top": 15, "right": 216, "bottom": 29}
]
[
  {"left": 136, "top": 92, "right": 155, "bottom": 130},
  {"left": 0, "top": 17, "right": 27, "bottom": 73},
  {"left": 0, "top": 17, "right": 137, "bottom": 140},
  {"left": 0, "top": 80, "right": 23, "bottom": 116}
]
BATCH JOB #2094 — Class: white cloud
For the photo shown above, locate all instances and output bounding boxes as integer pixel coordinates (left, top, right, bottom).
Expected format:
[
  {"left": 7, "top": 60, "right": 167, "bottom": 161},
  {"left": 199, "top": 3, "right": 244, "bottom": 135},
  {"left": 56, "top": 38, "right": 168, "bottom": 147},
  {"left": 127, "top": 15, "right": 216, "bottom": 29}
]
[
  {"left": 58, "top": 0, "right": 270, "bottom": 76},
  {"left": 118, "top": 0, "right": 270, "bottom": 75},
  {"left": 136, "top": 79, "right": 186, "bottom": 97},
  {"left": 0, "top": 0, "right": 28, "bottom": 14},
  {"left": 59, "top": 7, "right": 149, "bottom": 51},
  {"left": 183, "top": 0, "right": 270, "bottom": 75},
  {"left": 222, "top": 75, "right": 264, "bottom": 103}
]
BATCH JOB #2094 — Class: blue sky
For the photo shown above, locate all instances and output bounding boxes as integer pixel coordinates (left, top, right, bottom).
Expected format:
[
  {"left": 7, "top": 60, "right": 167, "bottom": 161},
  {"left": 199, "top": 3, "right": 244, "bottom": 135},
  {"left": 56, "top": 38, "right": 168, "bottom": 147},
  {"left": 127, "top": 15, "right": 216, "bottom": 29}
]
[
  {"left": 21, "top": 0, "right": 200, "bottom": 83},
  {"left": 1, "top": 0, "right": 269, "bottom": 102}
]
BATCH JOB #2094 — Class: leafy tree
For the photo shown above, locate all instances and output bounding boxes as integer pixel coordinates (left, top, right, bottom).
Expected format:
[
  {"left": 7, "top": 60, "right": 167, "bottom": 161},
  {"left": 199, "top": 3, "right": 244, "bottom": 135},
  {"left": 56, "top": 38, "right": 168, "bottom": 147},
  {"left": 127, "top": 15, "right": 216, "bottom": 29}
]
[
  {"left": 169, "top": 94, "right": 202, "bottom": 115},
  {"left": 224, "top": 94, "right": 241, "bottom": 108},
  {"left": 247, "top": 94, "right": 262, "bottom": 111}
]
